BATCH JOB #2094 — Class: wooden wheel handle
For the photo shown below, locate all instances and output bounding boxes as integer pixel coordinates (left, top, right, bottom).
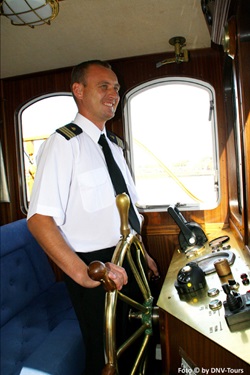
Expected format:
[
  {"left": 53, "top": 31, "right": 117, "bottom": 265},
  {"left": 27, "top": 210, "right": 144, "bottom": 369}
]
[
  {"left": 88, "top": 261, "right": 116, "bottom": 292},
  {"left": 102, "top": 364, "right": 116, "bottom": 375}
]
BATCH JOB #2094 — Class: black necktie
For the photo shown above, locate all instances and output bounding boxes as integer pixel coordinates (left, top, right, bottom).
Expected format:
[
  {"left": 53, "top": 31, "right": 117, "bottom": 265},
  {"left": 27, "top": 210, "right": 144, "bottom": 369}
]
[{"left": 98, "top": 134, "right": 141, "bottom": 234}]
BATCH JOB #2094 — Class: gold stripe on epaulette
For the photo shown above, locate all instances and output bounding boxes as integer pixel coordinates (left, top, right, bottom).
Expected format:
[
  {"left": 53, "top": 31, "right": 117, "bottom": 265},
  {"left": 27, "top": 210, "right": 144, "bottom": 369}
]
[
  {"left": 108, "top": 133, "right": 115, "bottom": 142},
  {"left": 107, "top": 132, "right": 124, "bottom": 149},
  {"left": 60, "top": 127, "right": 75, "bottom": 139},
  {"left": 117, "top": 138, "right": 124, "bottom": 149},
  {"left": 56, "top": 123, "right": 82, "bottom": 140}
]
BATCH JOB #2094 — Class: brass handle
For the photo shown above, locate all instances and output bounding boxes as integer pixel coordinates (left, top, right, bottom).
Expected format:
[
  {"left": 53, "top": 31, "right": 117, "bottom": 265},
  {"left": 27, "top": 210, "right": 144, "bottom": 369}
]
[
  {"left": 88, "top": 261, "right": 116, "bottom": 292},
  {"left": 88, "top": 193, "right": 131, "bottom": 292},
  {"left": 116, "top": 193, "right": 130, "bottom": 237}
]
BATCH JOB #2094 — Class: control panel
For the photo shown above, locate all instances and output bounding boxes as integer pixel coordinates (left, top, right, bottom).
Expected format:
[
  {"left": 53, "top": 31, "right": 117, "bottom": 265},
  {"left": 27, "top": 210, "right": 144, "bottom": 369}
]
[
  {"left": 158, "top": 229, "right": 250, "bottom": 365},
  {"left": 174, "top": 234, "right": 250, "bottom": 332}
]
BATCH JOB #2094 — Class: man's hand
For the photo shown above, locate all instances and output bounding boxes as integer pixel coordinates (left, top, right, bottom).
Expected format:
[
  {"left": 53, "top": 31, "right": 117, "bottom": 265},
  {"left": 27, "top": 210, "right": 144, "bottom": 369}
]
[
  {"left": 145, "top": 253, "right": 160, "bottom": 281},
  {"left": 136, "top": 235, "right": 160, "bottom": 281},
  {"left": 105, "top": 262, "right": 128, "bottom": 290}
]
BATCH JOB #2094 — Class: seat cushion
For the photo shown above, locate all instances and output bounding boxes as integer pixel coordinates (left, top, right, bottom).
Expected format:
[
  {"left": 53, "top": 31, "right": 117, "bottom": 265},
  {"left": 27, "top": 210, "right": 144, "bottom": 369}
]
[
  {"left": 20, "top": 320, "right": 85, "bottom": 375},
  {"left": 1, "top": 283, "right": 80, "bottom": 375}
]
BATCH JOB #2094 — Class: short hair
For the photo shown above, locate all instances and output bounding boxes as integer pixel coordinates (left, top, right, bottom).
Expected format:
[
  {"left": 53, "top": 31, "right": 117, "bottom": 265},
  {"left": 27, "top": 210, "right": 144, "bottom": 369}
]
[{"left": 71, "top": 60, "right": 112, "bottom": 87}]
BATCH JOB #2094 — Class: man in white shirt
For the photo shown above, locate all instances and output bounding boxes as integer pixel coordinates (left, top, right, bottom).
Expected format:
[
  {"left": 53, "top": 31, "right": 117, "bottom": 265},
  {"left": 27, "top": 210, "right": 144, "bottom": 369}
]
[{"left": 27, "top": 60, "right": 159, "bottom": 375}]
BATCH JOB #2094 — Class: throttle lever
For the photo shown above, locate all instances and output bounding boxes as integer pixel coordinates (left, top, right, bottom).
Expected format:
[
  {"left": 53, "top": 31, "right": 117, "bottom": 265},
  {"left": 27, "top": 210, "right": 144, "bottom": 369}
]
[
  {"left": 168, "top": 206, "right": 196, "bottom": 247},
  {"left": 174, "top": 206, "right": 188, "bottom": 224}
]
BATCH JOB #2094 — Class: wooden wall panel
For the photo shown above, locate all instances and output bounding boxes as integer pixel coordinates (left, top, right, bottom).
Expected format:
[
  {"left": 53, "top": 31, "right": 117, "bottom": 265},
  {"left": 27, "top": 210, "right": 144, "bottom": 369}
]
[
  {"left": 162, "top": 313, "right": 250, "bottom": 375},
  {"left": 222, "top": 0, "right": 250, "bottom": 247},
  {"left": 237, "top": 1, "right": 250, "bottom": 247},
  {"left": 143, "top": 231, "right": 178, "bottom": 290}
]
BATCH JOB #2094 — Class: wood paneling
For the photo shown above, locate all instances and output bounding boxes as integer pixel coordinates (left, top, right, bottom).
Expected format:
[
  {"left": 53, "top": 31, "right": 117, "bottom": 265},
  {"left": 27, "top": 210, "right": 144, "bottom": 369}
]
[
  {"left": 222, "top": 0, "right": 250, "bottom": 247},
  {"left": 162, "top": 312, "right": 250, "bottom": 374},
  {"left": 245, "top": 112, "right": 250, "bottom": 249},
  {"left": 237, "top": 0, "right": 250, "bottom": 248},
  {"left": 143, "top": 231, "right": 178, "bottom": 290}
]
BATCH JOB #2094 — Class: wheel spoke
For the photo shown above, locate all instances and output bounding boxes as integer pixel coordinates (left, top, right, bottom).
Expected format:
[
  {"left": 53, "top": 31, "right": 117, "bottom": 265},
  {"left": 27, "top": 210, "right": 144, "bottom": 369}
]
[
  {"left": 104, "top": 291, "right": 118, "bottom": 369},
  {"left": 117, "top": 291, "right": 148, "bottom": 313},
  {"left": 135, "top": 248, "right": 151, "bottom": 297},
  {"left": 117, "top": 324, "right": 149, "bottom": 358},
  {"left": 131, "top": 334, "right": 151, "bottom": 375},
  {"left": 126, "top": 244, "right": 151, "bottom": 301}
]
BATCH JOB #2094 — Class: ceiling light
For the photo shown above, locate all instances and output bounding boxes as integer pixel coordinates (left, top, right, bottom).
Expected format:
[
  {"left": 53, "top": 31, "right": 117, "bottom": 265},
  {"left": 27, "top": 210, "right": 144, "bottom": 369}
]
[{"left": 0, "top": 0, "right": 59, "bottom": 28}]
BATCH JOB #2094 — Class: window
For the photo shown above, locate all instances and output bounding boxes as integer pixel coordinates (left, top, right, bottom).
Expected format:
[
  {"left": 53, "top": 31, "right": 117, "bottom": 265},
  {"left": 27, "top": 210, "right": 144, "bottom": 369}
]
[
  {"left": 16, "top": 93, "right": 77, "bottom": 214},
  {"left": 123, "top": 77, "right": 220, "bottom": 211}
]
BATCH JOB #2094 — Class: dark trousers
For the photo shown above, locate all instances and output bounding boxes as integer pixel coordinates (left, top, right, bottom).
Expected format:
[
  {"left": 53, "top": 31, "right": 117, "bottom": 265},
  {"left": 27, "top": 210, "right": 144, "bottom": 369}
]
[
  {"left": 64, "top": 246, "right": 144, "bottom": 375},
  {"left": 64, "top": 247, "right": 115, "bottom": 375}
]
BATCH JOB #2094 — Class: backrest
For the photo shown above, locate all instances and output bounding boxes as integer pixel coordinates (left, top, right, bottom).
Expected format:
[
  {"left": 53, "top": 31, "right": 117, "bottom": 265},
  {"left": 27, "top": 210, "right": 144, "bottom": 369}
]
[{"left": 1, "top": 219, "right": 56, "bottom": 327}]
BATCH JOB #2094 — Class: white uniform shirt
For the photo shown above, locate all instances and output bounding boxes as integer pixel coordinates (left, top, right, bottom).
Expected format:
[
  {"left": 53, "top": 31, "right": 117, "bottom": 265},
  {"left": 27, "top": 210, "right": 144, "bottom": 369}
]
[{"left": 28, "top": 113, "right": 141, "bottom": 252}]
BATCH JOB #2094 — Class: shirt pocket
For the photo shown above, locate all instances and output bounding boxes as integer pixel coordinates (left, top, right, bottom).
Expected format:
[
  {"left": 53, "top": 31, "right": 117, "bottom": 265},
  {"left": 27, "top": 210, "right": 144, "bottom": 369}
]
[{"left": 77, "top": 167, "right": 114, "bottom": 212}]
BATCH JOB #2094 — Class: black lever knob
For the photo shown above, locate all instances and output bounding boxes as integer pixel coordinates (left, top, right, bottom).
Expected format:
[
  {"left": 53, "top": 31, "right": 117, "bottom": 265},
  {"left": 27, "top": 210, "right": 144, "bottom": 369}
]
[{"left": 222, "top": 283, "right": 242, "bottom": 311}]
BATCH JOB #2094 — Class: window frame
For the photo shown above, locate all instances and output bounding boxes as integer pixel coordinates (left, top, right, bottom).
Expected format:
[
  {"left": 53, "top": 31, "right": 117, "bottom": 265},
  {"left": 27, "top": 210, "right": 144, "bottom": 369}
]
[
  {"left": 15, "top": 92, "right": 76, "bottom": 215},
  {"left": 123, "top": 77, "right": 220, "bottom": 212}
]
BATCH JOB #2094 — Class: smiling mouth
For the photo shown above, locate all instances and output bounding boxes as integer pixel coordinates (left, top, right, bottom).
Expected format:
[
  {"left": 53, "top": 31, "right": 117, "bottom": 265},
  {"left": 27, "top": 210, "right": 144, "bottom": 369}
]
[{"left": 104, "top": 102, "right": 116, "bottom": 112}]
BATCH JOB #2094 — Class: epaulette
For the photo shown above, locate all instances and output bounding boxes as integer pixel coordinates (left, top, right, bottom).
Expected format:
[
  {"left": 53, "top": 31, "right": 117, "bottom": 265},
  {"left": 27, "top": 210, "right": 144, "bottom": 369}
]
[
  {"left": 56, "top": 123, "right": 82, "bottom": 140},
  {"left": 107, "top": 131, "right": 124, "bottom": 149}
]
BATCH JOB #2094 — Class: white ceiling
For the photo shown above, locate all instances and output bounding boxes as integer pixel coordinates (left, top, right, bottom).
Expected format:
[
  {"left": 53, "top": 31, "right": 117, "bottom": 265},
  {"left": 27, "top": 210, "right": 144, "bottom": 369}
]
[{"left": 0, "top": 0, "right": 211, "bottom": 78}]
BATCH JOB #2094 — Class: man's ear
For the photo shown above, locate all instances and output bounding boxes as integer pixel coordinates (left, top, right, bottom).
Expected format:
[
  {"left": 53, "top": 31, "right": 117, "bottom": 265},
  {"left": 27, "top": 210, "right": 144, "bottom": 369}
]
[{"left": 72, "top": 82, "right": 84, "bottom": 100}]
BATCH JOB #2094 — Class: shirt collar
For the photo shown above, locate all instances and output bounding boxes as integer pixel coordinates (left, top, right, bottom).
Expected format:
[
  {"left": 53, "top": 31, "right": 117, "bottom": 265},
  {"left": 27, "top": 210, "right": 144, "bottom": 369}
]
[{"left": 73, "top": 113, "right": 107, "bottom": 143}]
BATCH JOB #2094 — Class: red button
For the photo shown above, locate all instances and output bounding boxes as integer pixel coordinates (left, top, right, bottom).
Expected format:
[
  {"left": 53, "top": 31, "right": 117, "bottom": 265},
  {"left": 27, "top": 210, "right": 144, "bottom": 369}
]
[{"left": 240, "top": 273, "right": 248, "bottom": 279}]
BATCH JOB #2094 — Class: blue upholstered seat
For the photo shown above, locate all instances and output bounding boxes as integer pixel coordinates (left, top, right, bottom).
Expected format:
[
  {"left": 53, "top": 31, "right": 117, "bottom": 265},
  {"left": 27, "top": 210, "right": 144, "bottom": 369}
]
[{"left": 1, "top": 219, "right": 85, "bottom": 375}]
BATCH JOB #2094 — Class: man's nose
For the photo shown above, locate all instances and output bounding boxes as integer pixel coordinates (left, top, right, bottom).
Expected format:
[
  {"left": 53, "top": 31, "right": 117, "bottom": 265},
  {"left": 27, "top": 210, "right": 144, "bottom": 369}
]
[{"left": 109, "top": 88, "right": 120, "bottom": 99}]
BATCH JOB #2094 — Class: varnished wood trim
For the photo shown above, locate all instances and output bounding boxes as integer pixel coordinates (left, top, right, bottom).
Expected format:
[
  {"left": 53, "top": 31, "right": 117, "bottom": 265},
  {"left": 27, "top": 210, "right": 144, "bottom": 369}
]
[{"left": 142, "top": 222, "right": 228, "bottom": 236}]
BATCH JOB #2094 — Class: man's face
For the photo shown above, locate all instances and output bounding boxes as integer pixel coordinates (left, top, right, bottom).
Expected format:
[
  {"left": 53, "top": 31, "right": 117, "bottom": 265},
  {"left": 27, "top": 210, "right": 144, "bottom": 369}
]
[{"left": 75, "top": 65, "right": 120, "bottom": 129}]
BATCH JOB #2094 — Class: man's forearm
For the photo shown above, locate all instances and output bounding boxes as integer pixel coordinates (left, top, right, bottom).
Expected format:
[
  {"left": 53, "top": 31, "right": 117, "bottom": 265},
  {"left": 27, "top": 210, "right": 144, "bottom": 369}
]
[
  {"left": 27, "top": 214, "right": 128, "bottom": 289},
  {"left": 27, "top": 214, "right": 98, "bottom": 288}
]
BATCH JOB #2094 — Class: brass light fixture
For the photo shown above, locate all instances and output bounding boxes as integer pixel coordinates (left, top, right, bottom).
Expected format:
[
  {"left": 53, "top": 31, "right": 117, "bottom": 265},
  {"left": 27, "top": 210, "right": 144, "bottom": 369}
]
[
  {"left": 222, "top": 18, "right": 236, "bottom": 59},
  {"left": 156, "top": 36, "right": 189, "bottom": 68},
  {"left": 0, "top": 0, "right": 59, "bottom": 27}
]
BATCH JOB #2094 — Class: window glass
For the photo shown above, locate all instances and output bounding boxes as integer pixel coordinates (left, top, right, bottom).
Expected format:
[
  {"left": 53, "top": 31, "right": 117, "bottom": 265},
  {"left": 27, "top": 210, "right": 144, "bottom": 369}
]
[
  {"left": 17, "top": 93, "right": 77, "bottom": 213},
  {"left": 123, "top": 78, "right": 220, "bottom": 211}
]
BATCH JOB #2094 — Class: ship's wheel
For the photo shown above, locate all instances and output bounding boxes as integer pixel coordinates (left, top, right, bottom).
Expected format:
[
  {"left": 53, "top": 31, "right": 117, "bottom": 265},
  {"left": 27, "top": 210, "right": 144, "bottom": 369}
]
[{"left": 88, "top": 193, "right": 159, "bottom": 375}]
